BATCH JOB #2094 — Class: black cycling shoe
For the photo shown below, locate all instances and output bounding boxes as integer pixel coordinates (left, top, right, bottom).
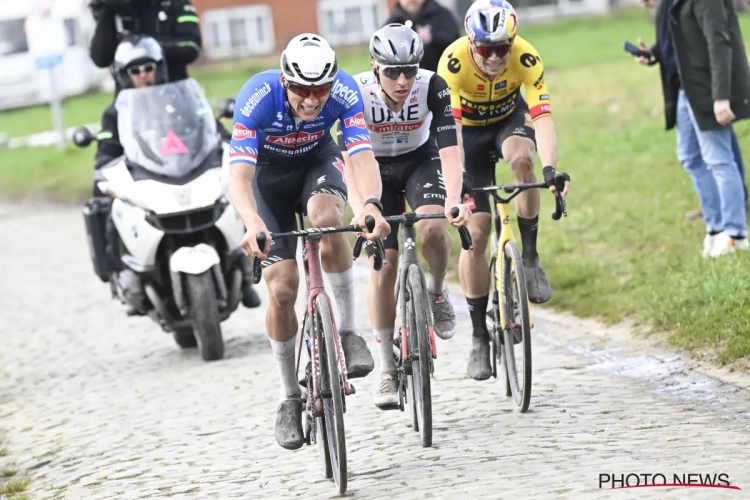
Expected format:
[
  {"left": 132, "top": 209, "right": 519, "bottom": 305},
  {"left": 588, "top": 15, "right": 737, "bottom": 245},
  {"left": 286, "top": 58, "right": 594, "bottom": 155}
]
[
  {"left": 523, "top": 257, "right": 552, "bottom": 304},
  {"left": 275, "top": 398, "right": 305, "bottom": 450},
  {"left": 341, "top": 333, "right": 374, "bottom": 379},
  {"left": 467, "top": 333, "right": 492, "bottom": 381},
  {"left": 242, "top": 283, "right": 261, "bottom": 308}
]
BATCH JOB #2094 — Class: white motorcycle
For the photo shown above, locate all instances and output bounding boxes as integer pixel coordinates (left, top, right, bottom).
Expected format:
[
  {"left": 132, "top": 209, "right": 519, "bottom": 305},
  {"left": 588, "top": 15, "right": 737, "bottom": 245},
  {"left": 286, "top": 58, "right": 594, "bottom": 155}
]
[{"left": 74, "top": 79, "right": 251, "bottom": 362}]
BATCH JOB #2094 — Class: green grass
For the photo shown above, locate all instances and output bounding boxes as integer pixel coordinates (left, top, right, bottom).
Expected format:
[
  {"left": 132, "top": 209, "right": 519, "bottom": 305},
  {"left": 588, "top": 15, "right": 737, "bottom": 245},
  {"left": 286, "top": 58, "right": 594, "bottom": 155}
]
[{"left": 2, "top": 7, "right": 750, "bottom": 363}]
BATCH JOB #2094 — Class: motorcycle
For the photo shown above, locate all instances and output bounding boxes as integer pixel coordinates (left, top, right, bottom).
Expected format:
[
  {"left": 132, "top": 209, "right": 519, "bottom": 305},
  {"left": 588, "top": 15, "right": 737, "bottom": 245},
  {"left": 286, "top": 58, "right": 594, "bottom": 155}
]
[{"left": 74, "top": 78, "right": 253, "bottom": 362}]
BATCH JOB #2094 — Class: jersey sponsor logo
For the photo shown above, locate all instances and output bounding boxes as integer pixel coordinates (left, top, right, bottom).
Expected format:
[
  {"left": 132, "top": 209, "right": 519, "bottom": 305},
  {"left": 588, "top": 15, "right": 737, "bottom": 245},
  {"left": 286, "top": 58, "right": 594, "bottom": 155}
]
[
  {"left": 344, "top": 112, "right": 367, "bottom": 129},
  {"left": 477, "top": 84, "right": 485, "bottom": 91},
  {"left": 540, "top": 94, "right": 549, "bottom": 101},
  {"left": 369, "top": 121, "right": 424, "bottom": 133},
  {"left": 266, "top": 130, "right": 325, "bottom": 147},
  {"left": 444, "top": 104, "right": 452, "bottom": 117},
  {"left": 437, "top": 88, "right": 450, "bottom": 99},
  {"left": 495, "top": 81, "right": 507, "bottom": 90},
  {"left": 520, "top": 53, "right": 540, "bottom": 68},
  {"left": 371, "top": 103, "right": 420, "bottom": 123},
  {"left": 446, "top": 53, "right": 461, "bottom": 73},
  {"left": 460, "top": 93, "right": 517, "bottom": 119},
  {"left": 530, "top": 103, "right": 552, "bottom": 118},
  {"left": 533, "top": 70, "right": 545, "bottom": 90},
  {"left": 436, "top": 124, "right": 455, "bottom": 133},
  {"left": 232, "top": 123, "right": 256, "bottom": 141},
  {"left": 410, "top": 93, "right": 418, "bottom": 104},
  {"left": 240, "top": 82, "right": 272, "bottom": 117},
  {"left": 330, "top": 80, "right": 360, "bottom": 106}
]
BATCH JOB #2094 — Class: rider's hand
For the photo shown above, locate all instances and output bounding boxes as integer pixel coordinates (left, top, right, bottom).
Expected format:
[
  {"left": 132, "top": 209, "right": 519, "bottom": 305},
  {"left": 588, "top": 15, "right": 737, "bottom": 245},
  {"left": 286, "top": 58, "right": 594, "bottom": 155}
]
[
  {"left": 358, "top": 204, "right": 390, "bottom": 241},
  {"left": 446, "top": 204, "right": 472, "bottom": 227},
  {"left": 634, "top": 37, "right": 656, "bottom": 66},
  {"left": 543, "top": 166, "right": 570, "bottom": 197},
  {"left": 714, "top": 99, "right": 735, "bottom": 126},
  {"left": 240, "top": 214, "right": 271, "bottom": 259}
]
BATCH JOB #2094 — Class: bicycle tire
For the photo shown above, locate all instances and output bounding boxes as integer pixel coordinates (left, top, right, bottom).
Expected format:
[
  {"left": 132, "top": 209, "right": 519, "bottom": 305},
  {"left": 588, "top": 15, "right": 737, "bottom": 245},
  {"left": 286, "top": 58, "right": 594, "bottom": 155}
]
[
  {"left": 501, "top": 241, "right": 532, "bottom": 412},
  {"left": 315, "top": 295, "right": 348, "bottom": 493},
  {"left": 407, "top": 265, "right": 432, "bottom": 447},
  {"left": 489, "top": 254, "right": 512, "bottom": 397}
]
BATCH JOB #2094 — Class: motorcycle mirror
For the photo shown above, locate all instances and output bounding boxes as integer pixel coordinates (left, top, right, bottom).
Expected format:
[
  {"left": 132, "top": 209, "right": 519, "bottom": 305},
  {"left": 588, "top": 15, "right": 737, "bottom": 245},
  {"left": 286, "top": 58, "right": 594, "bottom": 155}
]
[
  {"left": 72, "top": 127, "right": 95, "bottom": 148},
  {"left": 219, "top": 98, "right": 235, "bottom": 119}
]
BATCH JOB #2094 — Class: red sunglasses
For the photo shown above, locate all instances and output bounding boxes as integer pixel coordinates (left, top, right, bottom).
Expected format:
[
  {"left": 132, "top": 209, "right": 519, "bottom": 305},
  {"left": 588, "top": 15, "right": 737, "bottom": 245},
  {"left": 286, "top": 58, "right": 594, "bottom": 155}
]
[
  {"left": 286, "top": 82, "right": 332, "bottom": 99},
  {"left": 473, "top": 41, "right": 513, "bottom": 59}
]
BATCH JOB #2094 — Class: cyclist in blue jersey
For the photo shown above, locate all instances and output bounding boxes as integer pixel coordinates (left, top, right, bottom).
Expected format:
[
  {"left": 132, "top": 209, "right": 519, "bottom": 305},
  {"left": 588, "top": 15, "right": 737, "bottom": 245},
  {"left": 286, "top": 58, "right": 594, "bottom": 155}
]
[{"left": 228, "top": 33, "right": 390, "bottom": 451}]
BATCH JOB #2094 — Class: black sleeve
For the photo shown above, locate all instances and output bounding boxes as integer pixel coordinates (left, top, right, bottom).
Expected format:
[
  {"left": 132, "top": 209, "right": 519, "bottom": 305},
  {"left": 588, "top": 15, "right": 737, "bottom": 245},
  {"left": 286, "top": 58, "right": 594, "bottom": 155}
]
[
  {"left": 95, "top": 105, "right": 123, "bottom": 168},
  {"left": 693, "top": 0, "right": 732, "bottom": 101},
  {"left": 89, "top": 9, "right": 118, "bottom": 68},
  {"left": 427, "top": 73, "right": 458, "bottom": 150},
  {"left": 159, "top": 0, "right": 202, "bottom": 66},
  {"left": 336, "top": 121, "right": 347, "bottom": 152},
  {"left": 429, "top": 7, "right": 461, "bottom": 48}
]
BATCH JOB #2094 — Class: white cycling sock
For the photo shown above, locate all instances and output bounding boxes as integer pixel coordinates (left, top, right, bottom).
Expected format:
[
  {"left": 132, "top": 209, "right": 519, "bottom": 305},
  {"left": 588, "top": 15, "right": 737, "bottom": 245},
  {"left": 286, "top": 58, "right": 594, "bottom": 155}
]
[
  {"left": 428, "top": 270, "right": 446, "bottom": 295},
  {"left": 269, "top": 335, "right": 301, "bottom": 401},
  {"left": 374, "top": 327, "right": 397, "bottom": 372},
  {"left": 326, "top": 267, "right": 359, "bottom": 335}
]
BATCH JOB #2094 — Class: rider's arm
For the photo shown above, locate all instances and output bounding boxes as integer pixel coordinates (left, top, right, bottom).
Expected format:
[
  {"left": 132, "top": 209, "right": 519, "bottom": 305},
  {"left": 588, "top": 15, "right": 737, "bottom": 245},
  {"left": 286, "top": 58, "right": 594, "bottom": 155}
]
[
  {"left": 160, "top": 0, "right": 202, "bottom": 66},
  {"left": 227, "top": 77, "right": 265, "bottom": 226},
  {"left": 520, "top": 44, "right": 558, "bottom": 169},
  {"left": 427, "top": 73, "right": 462, "bottom": 207},
  {"left": 436, "top": 43, "right": 466, "bottom": 172},
  {"left": 336, "top": 122, "right": 365, "bottom": 216},
  {"left": 94, "top": 105, "right": 123, "bottom": 168}
]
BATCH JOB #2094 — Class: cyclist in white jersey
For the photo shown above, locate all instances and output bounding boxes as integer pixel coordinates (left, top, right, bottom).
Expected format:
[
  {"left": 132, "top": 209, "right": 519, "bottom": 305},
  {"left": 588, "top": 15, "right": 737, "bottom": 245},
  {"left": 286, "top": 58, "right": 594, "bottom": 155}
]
[{"left": 338, "top": 23, "right": 471, "bottom": 409}]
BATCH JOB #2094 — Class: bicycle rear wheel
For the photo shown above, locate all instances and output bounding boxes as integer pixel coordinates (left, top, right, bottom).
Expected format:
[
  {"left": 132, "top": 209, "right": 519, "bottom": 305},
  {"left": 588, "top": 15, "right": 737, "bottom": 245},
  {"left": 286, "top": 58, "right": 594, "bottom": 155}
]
[
  {"left": 406, "top": 265, "right": 432, "bottom": 447},
  {"left": 501, "top": 241, "right": 532, "bottom": 412},
  {"left": 489, "top": 254, "right": 512, "bottom": 397},
  {"left": 315, "top": 295, "right": 347, "bottom": 493}
]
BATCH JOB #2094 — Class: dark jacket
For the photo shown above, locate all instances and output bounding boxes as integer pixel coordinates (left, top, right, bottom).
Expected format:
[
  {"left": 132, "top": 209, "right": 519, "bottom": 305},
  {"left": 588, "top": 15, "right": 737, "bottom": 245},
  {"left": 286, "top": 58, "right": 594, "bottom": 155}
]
[
  {"left": 89, "top": 0, "right": 202, "bottom": 92},
  {"left": 653, "top": 0, "right": 750, "bottom": 131},
  {"left": 95, "top": 104, "right": 122, "bottom": 169},
  {"left": 384, "top": 0, "right": 461, "bottom": 73}
]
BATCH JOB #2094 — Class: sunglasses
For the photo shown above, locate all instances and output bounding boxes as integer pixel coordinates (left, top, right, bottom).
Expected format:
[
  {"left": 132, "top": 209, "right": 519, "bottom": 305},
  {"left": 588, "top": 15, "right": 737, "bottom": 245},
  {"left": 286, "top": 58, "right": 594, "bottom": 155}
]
[
  {"left": 379, "top": 65, "right": 419, "bottom": 80},
  {"left": 286, "top": 82, "right": 332, "bottom": 99},
  {"left": 473, "top": 41, "right": 513, "bottom": 59},
  {"left": 127, "top": 62, "right": 157, "bottom": 76}
]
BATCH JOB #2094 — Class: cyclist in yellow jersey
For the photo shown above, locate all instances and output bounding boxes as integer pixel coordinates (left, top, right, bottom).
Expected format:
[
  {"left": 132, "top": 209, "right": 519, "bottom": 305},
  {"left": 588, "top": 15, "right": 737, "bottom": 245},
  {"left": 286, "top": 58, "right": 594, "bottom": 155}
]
[{"left": 438, "top": 0, "right": 569, "bottom": 381}]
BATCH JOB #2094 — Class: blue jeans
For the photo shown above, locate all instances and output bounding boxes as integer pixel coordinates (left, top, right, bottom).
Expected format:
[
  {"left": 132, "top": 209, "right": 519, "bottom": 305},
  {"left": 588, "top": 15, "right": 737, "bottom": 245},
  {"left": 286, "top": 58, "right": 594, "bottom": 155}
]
[
  {"left": 676, "top": 90, "right": 747, "bottom": 238},
  {"left": 731, "top": 129, "right": 748, "bottom": 202}
]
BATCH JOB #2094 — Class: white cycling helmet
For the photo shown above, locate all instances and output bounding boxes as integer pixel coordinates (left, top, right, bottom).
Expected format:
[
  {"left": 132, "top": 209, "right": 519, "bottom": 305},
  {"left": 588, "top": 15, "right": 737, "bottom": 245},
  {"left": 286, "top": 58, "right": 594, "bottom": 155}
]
[{"left": 280, "top": 33, "right": 338, "bottom": 86}]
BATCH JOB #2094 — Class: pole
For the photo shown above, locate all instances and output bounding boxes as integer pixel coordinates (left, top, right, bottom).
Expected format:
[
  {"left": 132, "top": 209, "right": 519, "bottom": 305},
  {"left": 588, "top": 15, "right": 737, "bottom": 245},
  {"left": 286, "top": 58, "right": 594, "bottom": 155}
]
[{"left": 48, "top": 65, "right": 65, "bottom": 151}]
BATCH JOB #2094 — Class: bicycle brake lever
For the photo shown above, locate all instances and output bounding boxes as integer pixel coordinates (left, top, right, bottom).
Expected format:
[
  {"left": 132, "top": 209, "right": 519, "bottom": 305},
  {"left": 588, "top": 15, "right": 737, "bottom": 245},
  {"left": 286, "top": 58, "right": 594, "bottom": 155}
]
[
  {"left": 372, "top": 238, "right": 387, "bottom": 271},
  {"left": 458, "top": 225, "right": 474, "bottom": 250},
  {"left": 352, "top": 235, "right": 365, "bottom": 259},
  {"left": 252, "top": 257, "right": 263, "bottom": 284}
]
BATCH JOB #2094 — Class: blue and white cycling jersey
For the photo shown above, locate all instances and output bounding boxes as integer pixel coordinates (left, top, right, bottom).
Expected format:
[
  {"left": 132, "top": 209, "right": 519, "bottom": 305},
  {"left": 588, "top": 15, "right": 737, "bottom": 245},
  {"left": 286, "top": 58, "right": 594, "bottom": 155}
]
[{"left": 228, "top": 69, "right": 372, "bottom": 167}]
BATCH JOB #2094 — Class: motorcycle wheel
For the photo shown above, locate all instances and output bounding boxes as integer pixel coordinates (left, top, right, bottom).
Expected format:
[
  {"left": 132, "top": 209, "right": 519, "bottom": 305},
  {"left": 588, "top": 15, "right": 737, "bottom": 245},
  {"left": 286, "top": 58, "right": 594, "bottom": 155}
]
[
  {"left": 186, "top": 271, "right": 225, "bottom": 361},
  {"left": 172, "top": 328, "right": 198, "bottom": 349}
]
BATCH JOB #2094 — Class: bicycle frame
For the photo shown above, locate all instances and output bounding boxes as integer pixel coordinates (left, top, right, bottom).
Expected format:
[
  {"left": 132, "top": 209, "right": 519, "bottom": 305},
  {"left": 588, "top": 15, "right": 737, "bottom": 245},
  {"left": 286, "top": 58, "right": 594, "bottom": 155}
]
[{"left": 293, "top": 213, "right": 354, "bottom": 418}]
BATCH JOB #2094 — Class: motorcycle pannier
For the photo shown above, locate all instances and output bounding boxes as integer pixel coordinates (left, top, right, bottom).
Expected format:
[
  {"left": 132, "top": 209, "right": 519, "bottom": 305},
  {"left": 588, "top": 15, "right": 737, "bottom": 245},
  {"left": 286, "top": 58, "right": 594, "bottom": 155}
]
[{"left": 83, "top": 197, "right": 113, "bottom": 283}]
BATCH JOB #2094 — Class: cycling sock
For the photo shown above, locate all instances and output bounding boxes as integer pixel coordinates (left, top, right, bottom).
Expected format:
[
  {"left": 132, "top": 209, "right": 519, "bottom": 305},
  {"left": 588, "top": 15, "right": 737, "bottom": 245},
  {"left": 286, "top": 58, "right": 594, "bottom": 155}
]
[
  {"left": 427, "top": 270, "right": 446, "bottom": 295},
  {"left": 517, "top": 215, "right": 540, "bottom": 261},
  {"left": 269, "top": 335, "right": 301, "bottom": 401},
  {"left": 326, "top": 267, "right": 360, "bottom": 335},
  {"left": 374, "top": 327, "right": 397, "bottom": 372},
  {"left": 466, "top": 296, "right": 489, "bottom": 336}
]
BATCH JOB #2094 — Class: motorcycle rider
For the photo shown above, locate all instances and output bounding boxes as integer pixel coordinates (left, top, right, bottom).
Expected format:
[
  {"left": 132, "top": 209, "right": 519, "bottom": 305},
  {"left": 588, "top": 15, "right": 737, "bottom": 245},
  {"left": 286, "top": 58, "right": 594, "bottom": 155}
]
[{"left": 91, "top": 34, "right": 261, "bottom": 309}]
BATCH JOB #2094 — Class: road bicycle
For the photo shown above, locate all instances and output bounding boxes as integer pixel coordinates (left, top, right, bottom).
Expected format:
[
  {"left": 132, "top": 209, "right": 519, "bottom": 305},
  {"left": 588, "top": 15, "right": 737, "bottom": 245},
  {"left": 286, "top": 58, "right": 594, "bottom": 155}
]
[
  {"left": 466, "top": 172, "right": 568, "bottom": 413},
  {"left": 353, "top": 205, "right": 472, "bottom": 447},
  {"left": 251, "top": 213, "right": 382, "bottom": 495}
]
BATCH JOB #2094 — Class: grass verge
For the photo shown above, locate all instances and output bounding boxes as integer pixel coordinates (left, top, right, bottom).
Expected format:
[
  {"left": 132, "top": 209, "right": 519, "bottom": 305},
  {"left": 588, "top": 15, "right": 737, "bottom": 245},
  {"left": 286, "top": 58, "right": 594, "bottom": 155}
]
[{"left": 1, "top": 8, "right": 750, "bottom": 364}]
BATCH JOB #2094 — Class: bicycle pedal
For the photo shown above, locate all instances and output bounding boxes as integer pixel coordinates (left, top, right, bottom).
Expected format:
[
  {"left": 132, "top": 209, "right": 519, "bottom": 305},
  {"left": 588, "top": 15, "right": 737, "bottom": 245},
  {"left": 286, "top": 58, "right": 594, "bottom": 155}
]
[
  {"left": 378, "top": 403, "right": 400, "bottom": 411},
  {"left": 348, "top": 383, "right": 356, "bottom": 395}
]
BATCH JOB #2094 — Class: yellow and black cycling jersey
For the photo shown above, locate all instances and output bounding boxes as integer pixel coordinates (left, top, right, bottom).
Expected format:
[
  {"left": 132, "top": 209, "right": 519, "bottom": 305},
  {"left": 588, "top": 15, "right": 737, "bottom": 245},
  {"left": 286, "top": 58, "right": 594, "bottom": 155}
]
[{"left": 437, "top": 35, "right": 551, "bottom": 127}]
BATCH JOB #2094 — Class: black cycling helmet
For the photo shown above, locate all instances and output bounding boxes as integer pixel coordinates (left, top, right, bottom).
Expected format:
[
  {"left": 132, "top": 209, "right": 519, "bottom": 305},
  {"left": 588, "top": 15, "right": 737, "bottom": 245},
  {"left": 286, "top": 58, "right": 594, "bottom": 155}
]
[
  {"left": 112, "top": 35, "right": 168, "bottom": 89},
  {"left": 369, "top": 23, "right": 424, "bottom": 66}
]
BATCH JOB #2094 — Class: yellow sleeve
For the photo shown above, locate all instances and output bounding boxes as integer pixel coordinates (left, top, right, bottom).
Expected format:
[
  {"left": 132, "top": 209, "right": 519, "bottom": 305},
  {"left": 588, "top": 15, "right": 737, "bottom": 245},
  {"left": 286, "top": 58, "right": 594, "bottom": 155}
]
[
  {"left": 516, "top": 39, "right": 551, "bottom": 120},
  {"left": 437, "top": 39, "right": 465, "bottom": 122}
]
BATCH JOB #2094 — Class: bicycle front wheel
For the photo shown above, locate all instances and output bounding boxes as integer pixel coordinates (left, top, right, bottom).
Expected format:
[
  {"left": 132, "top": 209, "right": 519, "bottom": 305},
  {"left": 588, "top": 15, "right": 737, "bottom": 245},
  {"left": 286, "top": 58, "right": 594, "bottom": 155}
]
[
  {"left": 406, "top": 265, "right": 432, "bottom": 447},
  {"left": 501, "top": 241, "right": 532, "bottom": 412},
  {"left": 315, "top": 295, "right": 347, "bottom": 493},
  {"left": 489, "top": 254, "right": 512, "bottom": 397}
]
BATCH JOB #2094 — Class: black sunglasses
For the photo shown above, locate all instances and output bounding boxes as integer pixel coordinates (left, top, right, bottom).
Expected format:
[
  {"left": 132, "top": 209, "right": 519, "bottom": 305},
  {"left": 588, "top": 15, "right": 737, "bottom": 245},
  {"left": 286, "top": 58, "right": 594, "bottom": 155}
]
[
  {"left": 380, "top": 65, "right": 419, "bottom": 80},
  {"left": 127, "top": 62, "right": 157, "bottom": 76}
]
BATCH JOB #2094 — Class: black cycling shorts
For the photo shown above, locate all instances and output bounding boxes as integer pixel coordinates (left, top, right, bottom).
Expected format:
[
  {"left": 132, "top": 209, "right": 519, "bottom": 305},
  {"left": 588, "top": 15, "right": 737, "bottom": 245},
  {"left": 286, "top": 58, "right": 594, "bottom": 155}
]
[
  {"left": 252, "top": 139, "right": 347, "bottom": 268},
  {"left": 369, "top": 140, "right": 446, "bottom": 253},
  {"left": 462, "top": 99, "right": 537, "bottom": 214}
]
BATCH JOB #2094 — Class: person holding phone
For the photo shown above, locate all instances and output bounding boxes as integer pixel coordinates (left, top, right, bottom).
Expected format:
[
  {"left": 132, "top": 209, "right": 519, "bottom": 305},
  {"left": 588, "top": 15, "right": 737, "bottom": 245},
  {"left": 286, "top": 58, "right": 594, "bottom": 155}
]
[{"left": 628, "top": 0, "right": 750, "bottom": 258}]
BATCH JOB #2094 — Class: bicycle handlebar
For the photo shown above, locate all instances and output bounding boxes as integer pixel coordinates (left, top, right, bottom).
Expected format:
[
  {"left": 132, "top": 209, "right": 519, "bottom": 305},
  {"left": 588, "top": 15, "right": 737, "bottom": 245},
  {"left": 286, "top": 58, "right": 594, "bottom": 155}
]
[
  {"left": 352, "top": 206, "right": 473, "bottom": 266},
  {"left": 466, "top": 171, "right": 569, "bottom": 220}
]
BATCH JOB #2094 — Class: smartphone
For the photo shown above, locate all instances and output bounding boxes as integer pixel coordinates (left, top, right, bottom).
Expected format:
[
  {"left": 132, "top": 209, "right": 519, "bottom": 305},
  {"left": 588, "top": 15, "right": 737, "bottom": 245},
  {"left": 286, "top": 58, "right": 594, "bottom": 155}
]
[{"left": 623, "top": 41, "right": 652, "bottom": 59}]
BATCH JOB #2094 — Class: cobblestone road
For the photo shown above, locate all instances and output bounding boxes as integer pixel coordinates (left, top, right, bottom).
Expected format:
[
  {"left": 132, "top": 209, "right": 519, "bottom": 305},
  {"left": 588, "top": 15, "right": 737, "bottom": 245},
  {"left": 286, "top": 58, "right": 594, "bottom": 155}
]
[{"left": 2, "top": 205, "right": 750, "bottom": 499}]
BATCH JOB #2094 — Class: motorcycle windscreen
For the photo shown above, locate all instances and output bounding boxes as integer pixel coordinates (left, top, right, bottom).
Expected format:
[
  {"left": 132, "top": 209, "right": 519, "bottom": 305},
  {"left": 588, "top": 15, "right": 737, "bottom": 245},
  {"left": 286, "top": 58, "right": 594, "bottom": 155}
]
[{"left": 115, "top": 79, "right": 219, "bottom": 178}]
